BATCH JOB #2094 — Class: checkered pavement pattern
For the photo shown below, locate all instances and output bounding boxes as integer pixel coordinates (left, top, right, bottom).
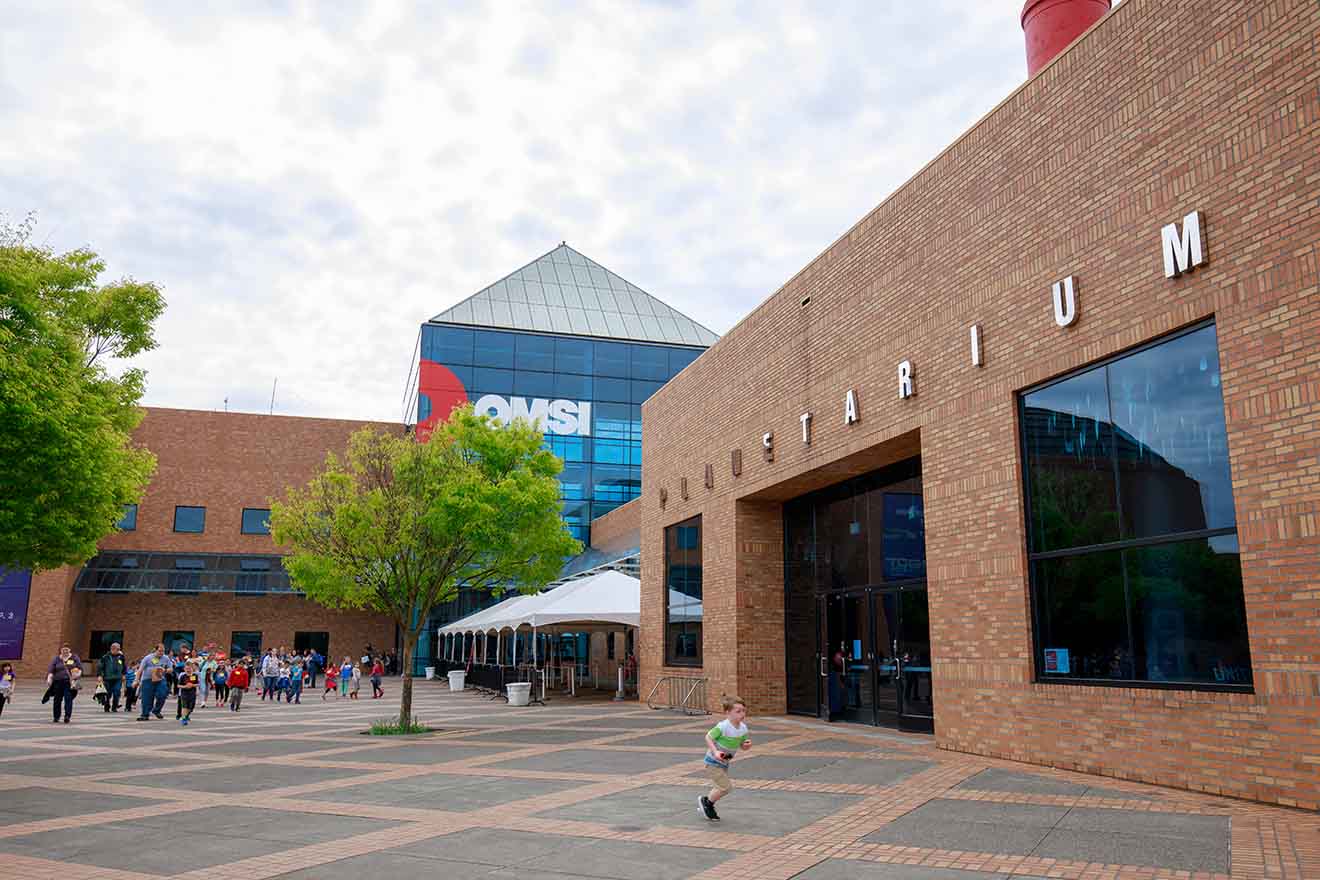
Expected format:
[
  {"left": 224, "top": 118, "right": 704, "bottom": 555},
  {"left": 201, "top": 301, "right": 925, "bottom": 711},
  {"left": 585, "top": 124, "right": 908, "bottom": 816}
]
[{"left": 0, "top": 682, "right": 1315, "bottom": 879}]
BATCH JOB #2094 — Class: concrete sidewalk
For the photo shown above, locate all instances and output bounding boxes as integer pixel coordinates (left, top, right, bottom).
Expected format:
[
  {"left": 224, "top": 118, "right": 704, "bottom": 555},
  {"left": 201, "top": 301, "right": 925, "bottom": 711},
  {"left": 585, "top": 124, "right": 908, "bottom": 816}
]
[{"left": 0, "top": 681, "right": 1314, "bottom": 879}]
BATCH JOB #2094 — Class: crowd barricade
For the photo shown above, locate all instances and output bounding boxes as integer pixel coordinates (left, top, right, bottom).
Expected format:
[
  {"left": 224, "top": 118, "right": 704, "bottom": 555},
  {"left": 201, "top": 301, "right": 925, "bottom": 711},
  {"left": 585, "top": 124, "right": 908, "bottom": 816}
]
[{"left": 468, "top": 663, "right": 507, "bottom": 700}]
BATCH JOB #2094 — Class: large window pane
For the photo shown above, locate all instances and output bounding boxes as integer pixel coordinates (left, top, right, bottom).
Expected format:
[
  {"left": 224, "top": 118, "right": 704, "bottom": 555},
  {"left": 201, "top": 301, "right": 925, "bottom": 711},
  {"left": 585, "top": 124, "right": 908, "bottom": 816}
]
[
  {"left": 880, "top": 492, "right": 926, "bottom": 582},
  {"left": 631, "top": 345, "right": 669, "bottom": 380},
  {"left": 1022, "top": 366, "right": 1121, "bottom": 552},
  {"left": 595, "top": 341, "right": 630, "bottom": 377},
  {"left": 631, "top": 379, "right": 664, "bottom": 404},
  {"left": 669, "top": 347, "right": 701, "bottom": 376},
  {"left": 515, "top": 333, "right": 555, "bottom": 372},
  {"left": 117, "top": 504, "right": 137, "bottom": 531},
  {"left": 426, "top": 325, "right": 474, "bottom": 365},
  {"left": 241, "top": 508, "right": 270, "bottom": 535},
  {"left": 1108, "top": 324, "right": 1235, "bottom": 539},
  {"left": 555, "top": 337, "right": 594, "bottom": 374},
  {"left": 471, "top": 367, "right": 514, "bottom": 395},
  {"left": 1126, "top": 536, "right": 1251, "bottom": 685},
  {"left": 473, "top": 330, "right": 516, "bottom": 368},
  {"left": 665, "top": 516, "right": 702, "bottom": 666},
  {"left": 515, "top": 370, "right": 555, "bottom": 399},
  {"left": 821, "top": 482, "right": 868, "bottom": 589},
  {"left": 173, "top": 506, "right": 206, "bottom": 534},
  {"left": 1034, "top": 550, "right": 1130, "bottom": 681},
  {"left": 554, "top": 372, "right": 591, "bottom": 400},
  {"left": 595, "top": 376, "right": 630, "bottom": 403}
]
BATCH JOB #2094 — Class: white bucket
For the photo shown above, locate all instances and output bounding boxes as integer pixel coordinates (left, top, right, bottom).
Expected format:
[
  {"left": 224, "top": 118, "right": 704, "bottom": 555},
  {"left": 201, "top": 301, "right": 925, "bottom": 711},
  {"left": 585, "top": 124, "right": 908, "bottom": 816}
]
[
  {"left": 424, "top": 666, "right": 435, "bottom": 680},
  {"left": 506, "top": 681, "right": 531, "bottom": 707},
  {"left": 447, "top": 670, "right": 466, "bottom": 691}
]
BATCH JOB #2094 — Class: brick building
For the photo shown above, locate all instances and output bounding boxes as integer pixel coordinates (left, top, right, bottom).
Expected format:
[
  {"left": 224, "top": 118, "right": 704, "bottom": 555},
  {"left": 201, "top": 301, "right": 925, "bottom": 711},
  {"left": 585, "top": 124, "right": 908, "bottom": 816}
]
[
  {"left": 640, "top": 0, "right": 1320, "bottom": 809},
  {"left": 7, "top": 408, "right": 398, "bottom": 678}
]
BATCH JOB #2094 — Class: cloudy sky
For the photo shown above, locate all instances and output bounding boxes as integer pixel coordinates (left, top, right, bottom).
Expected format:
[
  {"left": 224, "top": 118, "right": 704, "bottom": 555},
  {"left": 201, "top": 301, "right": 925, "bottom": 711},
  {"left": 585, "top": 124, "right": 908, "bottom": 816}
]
[{"left": 2, "top": 1, "right": 1042, "bottom": 423}]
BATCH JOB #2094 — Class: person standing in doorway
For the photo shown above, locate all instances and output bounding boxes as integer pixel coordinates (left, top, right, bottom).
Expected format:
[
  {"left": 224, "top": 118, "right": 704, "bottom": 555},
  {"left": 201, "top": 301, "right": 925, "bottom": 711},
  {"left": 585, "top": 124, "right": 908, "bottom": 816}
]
[
  {"left": 137, "top": 644, "right": 170, "bottom": 721},
  {"left": 97, "top": 642, "right": 128, "bottom": 713},
  {"left": 306, "top": 649, "right": 320, "bottom": 689},
  {"left": 45, "top": 644, "right": 81, "bottom": 724}
]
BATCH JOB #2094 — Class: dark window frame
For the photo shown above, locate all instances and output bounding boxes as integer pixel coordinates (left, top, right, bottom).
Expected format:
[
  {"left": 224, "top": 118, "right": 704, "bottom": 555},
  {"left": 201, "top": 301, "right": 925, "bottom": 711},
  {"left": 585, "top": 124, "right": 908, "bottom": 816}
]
[
  {"left": 117, "top": 504, "right": 138, "bottom": 531},
  {"left": 1018, "top": 319, "right": 1252, "bottom": 694},
  {"left": 663, "top": 514, "right": 703, "bottom": 668},
  {"left": 240, "top": 508, "right": 271, "bottom": 535},
  {"left": 89, "top": 630, "right": 124, "bottom": 661},
  {"left": 173, "top": 505, "right": 206, "bottom": 534}
]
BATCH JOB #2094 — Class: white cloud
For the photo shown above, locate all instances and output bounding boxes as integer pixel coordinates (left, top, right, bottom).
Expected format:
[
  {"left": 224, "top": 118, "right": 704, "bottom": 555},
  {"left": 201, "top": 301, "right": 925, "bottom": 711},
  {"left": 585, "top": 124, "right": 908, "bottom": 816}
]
[{"left": 1, "top": 0, "right": 1029, "bottom": 422}]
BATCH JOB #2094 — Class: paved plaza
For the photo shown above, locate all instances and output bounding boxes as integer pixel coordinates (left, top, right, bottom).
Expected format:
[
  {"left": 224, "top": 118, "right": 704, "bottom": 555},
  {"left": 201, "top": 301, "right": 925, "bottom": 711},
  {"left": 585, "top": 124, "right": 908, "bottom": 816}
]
[{"left": 0, "top": 682, "right": 1316, "bottom": 880}]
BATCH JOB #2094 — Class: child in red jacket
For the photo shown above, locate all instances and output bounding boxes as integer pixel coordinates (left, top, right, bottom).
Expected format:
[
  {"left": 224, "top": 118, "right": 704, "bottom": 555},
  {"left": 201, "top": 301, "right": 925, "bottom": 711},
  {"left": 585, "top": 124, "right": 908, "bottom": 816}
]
[{"left": 227, "top": 661, "right": 250, "bottom": 712}]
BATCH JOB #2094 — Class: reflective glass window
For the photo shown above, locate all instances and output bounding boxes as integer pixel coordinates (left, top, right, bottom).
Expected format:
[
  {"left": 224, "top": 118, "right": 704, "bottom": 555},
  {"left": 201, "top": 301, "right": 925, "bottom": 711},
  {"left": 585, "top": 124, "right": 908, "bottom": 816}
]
[
  {"left": 554, "top": 372, "right": 591, "bottom": 399},
  {"left": 668, "top": 347, "right": 701, "bottom": 375},
  {"left": 664, "top": 516, "right": 702, "bottom": 666},
  {"left": 595, "top": 341, "right": 630, "bottom": 377},
  {"left": 592, "top": 465, "right": 637, "bottom": 502},
  {"left": 559, "top": 464, "right": 588, "bottom": 500},
  {"left": 631, "top": 379, "right": 664, "bottom": 404},
  {"left": 240, "top": 508, "right": 270, "bottom": 535},
  {"left": 427, "top": 325, "right": 474, "bottom": 365},
  {"left": 593, "top": 439, "right": 630, "bottom": 464},
  {"left": 514, "top": 370, "right": 555, "bottom": 399},
  {"left": 1022, "top": 365, "right": 1119, "bottom": 553},
  {"left": 473, "top": 330, "right": 516, "bottom": 368},
  {"left": 1020, "top": 322, "right": 1250, "bottom": 689},
  {"left": 162, "top": 631, "right": 195, "bottom": 653},
  {"left": 515, "top": 333, "right": 555, "bottom": 372},
  {"left": 471, "top": 367, "right": 514, "bottom": 395},
  {"left": 230, "top": 631, "right": 262, "bottom": 659},
  {"left": 631, "top": 345, "right": 669, "bottom": 380},
  {"left": 595, "top": 377, "right": 630, "bottom": 403},
  {"left": 1108, "top": 324, "right": 1235, "bottom": 539},
  {"left": 117, "top": 504, "right": 138, "bottom": 531},
  {"left": 173, "top": 506, "right": 206, "bottom": 534},
  {"left": 555, "top": 337, "right": 594, "bottom": 374}
]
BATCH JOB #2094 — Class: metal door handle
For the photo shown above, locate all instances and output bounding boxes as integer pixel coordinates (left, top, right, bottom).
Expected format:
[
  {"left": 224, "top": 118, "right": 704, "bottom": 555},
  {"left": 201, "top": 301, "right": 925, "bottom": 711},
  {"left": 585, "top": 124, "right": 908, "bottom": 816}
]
[{"left": 820, "top": 656, "right": 826, "bottom": 677}]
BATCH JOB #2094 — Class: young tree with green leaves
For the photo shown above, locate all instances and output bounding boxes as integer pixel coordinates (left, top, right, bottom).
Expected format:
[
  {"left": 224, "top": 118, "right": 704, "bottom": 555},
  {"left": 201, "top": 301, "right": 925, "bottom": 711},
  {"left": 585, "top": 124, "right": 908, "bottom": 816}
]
[
  {"left": 0, "top": 214, "right": 164, "bottom": 571},
  {"left": 270, "top": 407, "right": 581, "bottom": 727}
]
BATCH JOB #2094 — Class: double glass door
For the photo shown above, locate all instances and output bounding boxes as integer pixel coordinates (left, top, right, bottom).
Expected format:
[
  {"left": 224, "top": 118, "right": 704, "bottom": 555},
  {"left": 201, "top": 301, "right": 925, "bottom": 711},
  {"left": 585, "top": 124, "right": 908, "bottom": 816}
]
[{"left": 816, "top": 587, "right": 932, "bottom": 731}]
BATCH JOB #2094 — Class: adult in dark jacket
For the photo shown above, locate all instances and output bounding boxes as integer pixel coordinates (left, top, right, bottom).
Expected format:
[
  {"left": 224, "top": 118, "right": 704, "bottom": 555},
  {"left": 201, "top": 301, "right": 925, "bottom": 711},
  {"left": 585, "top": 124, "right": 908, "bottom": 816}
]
[
  {"left": 97, "top": 642, "right": 129, "bottom": 713},
  {"left": 45, "top": 644, "right": 82, "bottom": 723}
]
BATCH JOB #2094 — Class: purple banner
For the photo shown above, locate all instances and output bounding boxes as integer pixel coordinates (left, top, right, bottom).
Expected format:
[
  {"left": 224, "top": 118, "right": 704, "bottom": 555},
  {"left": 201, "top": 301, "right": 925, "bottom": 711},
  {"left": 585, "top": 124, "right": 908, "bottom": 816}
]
[{"left": 0, "top": 568, "right": 32, "bottom": 661}]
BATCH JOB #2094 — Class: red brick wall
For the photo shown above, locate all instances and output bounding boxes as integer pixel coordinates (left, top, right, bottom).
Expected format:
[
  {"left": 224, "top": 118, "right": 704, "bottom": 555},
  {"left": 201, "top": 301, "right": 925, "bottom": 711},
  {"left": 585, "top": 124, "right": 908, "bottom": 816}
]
[
  {"left": 641, "top": 0, "right": 1320, "bottom": 809},
  {"left": 15, "top": 407, "right": 399, "bottom": 677},
  {"left": 589, "top": 497, "right": 640, "bottom": 556}
]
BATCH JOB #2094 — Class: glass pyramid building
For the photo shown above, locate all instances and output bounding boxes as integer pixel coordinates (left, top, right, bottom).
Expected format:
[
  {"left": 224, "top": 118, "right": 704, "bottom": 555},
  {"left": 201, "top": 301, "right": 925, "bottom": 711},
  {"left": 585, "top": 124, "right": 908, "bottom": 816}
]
[{"left": 429, "top": 243, "right": 718, "bottom": 347}]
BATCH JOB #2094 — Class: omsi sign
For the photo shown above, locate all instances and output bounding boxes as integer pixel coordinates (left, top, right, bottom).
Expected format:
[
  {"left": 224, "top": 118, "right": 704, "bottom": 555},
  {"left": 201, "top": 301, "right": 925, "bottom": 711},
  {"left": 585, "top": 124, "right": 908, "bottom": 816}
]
[{"left": 473, "top": 395, "right": 592, "bottom": 436}]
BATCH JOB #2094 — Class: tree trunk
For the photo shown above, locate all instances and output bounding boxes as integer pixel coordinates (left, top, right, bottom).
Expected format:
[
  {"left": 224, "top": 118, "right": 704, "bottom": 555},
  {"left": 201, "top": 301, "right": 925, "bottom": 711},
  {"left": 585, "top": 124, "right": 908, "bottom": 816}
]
[{"left": 399, "top": 631, "right": 416, "bottom": 728}]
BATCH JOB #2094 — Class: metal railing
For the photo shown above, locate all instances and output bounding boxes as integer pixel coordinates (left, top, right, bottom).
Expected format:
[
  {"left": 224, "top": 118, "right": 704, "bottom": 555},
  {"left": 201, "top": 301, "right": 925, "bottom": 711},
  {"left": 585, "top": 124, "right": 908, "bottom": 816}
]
[{"left": 646, "top": 675, "right": 709, "bottom": 715}]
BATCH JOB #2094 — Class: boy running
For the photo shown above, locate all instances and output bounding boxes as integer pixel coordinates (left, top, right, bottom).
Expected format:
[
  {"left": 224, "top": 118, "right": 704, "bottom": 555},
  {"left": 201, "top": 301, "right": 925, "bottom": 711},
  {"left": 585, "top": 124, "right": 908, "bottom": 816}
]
[
  {"left": 699, "top": 695, "right": 750, "bottom": 822},
  {"left": 177, "top": 662, "right": 200, "bottom": 725},
  {"left": 227, "top": 660, "right": 250, "bottom": 712}
]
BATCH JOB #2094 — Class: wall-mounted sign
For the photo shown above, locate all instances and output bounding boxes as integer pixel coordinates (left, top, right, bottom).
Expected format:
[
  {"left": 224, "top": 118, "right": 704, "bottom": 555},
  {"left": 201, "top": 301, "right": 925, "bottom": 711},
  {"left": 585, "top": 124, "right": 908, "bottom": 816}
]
[
  {"left": 704, "top": 463, "right": 714, "bottom": 489},
  {"left": 800, "top": 412, "right": 812, "bottom": 444},
  {"left": 1043, "top": 647, "right": 1070, "bottom": 674},
  {"left": 1051, "top": 276, "right": 1077, "bottom": 327},
  {"left": 898, "top": 360, "right": 915, "bottom": 399},
  {"left": 762, "top": 432, "right": 774, "bottom": 462},
  {"left": 970, "top": 324, "right": 983, "bottom": 367},
  {"left": 731, "top": 449, "right": 742, "bottom": 477},
  {"left": 844, "top": 390, "right": 859, "bottom": 424},
  {"left": 473, "top": 395, "right": 592, "bottom": 436},
  {"left": 1162, "top": 210, "right": 1206, "bottom": 278}
]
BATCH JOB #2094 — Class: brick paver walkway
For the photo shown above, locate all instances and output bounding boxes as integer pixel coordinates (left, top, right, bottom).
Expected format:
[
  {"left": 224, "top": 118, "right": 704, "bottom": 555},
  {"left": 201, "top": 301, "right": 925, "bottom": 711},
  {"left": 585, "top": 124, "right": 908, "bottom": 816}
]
[{"left": 0, "top": 681, "right": 1316, "bottom": 879}]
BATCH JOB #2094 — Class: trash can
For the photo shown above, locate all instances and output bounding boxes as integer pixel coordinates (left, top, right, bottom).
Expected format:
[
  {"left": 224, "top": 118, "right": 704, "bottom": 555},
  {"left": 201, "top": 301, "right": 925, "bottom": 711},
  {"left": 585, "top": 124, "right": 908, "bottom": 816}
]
[
  {"left": 506, "top": 682, "right": 531, "bottom": 707},
  {"left": 447, "top": 670, "right": 466, "bottom": 691},
  {"left": 424, "top": 666, "right": 435, "bottom": 680}
]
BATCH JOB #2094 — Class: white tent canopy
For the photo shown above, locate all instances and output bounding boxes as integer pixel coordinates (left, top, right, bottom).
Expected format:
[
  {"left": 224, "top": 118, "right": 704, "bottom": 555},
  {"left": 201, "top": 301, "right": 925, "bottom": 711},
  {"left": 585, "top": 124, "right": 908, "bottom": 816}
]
[{"left": 439, "top": 570, "right": 641, "bottom": 635}]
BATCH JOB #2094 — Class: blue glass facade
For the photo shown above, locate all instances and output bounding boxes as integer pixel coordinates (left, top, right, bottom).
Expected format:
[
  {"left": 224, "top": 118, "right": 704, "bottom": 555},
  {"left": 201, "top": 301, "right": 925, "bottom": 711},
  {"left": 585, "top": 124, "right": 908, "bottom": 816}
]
[{"left": 420, "top": 323, "right": 702, "bottom": 544}]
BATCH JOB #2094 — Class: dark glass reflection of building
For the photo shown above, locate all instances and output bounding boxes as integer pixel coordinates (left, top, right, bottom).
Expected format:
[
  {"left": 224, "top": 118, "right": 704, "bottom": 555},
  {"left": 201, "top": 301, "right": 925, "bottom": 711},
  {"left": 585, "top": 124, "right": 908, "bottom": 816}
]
[{"left": 404, "top": 244, "right": 716, "bottom": 669}]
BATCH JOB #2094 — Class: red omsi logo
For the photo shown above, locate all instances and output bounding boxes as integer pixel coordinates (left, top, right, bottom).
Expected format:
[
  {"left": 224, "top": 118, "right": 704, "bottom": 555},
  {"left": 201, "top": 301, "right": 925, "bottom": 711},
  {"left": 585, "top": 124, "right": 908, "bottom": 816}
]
[{"left": 416, "top": 359, "right": 469, "bottom": 443}]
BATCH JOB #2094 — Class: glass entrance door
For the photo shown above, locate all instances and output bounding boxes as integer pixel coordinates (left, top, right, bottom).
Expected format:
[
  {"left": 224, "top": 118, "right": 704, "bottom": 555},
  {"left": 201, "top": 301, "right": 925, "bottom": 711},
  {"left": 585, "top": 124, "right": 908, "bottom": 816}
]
[
  {"left": 820, "top": 592, "right": 875, "bottom": 723},
  {"left": 818, "top": 587, "right": 933, "bottom": 731}
]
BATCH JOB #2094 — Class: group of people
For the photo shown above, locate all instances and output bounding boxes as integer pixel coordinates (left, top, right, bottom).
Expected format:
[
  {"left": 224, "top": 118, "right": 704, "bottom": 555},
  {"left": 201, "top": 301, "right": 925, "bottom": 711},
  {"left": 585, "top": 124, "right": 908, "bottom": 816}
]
[{"left": 4, "top": 640, "right": 396, "bottom": 726}]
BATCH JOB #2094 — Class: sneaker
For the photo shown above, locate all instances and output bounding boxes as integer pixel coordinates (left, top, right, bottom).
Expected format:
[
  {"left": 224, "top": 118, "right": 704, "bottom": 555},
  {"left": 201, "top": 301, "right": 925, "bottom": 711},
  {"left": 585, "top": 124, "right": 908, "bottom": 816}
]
[
  {"left": 708, "top": 800, "right": 720, "bottom": 821},
  {"left": 136, "top": 716, "right": 148, "bottom": 721},
  {"left": 698, "top": 796, "right": 717, "bottom": 821},
  {"left": 153, "top": 712, "right": 164, "bottom": 719}
]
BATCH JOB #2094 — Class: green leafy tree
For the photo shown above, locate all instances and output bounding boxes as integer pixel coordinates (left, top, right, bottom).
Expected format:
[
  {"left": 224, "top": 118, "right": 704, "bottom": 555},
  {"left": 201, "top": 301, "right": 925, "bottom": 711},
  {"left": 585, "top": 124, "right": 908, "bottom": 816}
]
[
  {"left": 0, "top": 215, "right": 164, "bottom": 571},
  {"left": 270, "top": 407, "right": 581, "bottom": 726}
]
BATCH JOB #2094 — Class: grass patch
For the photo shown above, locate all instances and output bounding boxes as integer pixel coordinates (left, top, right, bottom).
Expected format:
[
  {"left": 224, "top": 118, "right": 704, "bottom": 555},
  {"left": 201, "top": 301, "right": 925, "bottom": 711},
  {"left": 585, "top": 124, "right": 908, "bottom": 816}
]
[{"left": 366, "top": 716, "right": 435, "bottom": 736}]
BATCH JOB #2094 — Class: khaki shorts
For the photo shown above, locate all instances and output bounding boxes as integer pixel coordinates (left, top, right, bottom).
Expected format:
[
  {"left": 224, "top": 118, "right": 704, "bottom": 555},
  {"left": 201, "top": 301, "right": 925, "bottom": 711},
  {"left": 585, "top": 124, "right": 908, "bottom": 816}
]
[{"left": 705, "top": 763, "right": 732, "bottom": 794}]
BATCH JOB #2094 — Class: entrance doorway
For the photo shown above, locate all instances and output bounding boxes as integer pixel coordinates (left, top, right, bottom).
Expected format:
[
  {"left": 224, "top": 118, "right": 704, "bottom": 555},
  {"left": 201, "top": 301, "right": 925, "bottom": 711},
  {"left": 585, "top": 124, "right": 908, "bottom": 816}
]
[
  {"left": 784, "top": 456, "right": 933, "bottom": 731},
  {"left": 818, "top": 588, "right": 932, "bottom": 730}
]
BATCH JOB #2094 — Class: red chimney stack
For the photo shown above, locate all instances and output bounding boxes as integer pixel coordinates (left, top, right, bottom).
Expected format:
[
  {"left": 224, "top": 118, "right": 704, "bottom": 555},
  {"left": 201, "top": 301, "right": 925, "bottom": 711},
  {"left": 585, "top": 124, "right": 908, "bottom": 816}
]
[{"left": 1021, "top": 0, "right": 1112, "bottom": 76}]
